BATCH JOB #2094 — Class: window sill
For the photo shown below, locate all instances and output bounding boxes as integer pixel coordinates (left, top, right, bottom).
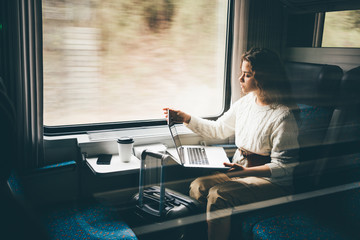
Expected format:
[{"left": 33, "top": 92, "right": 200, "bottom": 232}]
[{"left": 45, "top": 124, "right": 232, "bottom": 157}]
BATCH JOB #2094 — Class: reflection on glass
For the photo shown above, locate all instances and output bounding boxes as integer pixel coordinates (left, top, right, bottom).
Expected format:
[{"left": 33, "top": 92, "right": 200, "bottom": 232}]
[{"left": 43, "top": 0, "right": 228, "bottom": 126}]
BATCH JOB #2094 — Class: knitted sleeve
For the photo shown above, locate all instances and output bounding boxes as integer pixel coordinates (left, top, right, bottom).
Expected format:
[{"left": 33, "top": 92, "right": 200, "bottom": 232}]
[
  {"left": 266, "top": 112, "right": 299, "bottom": 180},
  {"left": 185, "top": 101, "right": 240, "bottom": 140}
]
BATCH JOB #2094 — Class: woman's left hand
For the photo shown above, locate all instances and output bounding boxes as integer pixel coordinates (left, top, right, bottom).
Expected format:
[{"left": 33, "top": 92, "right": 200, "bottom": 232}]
[
  {"left": 224, "top": 162, "right": 246, "bottom": 172},
  {"left": 224, "top": 162, "right": 272, "bottom": 178},
  {"left": 224, "top": 162, "right": 247, "bottom": 178}
]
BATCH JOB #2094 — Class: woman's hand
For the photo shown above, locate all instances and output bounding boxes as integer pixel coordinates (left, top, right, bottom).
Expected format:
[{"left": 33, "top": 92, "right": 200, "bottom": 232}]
[
  {"left": 163, "top": 108, "right": 191, "bottom": 124},
  {"left": 224, "top": 162, "right": 272, "bottom": 178},
  {"left": 224, "top": 162, "right": 246, "bottom": 172},
  {"left": 224, "top": 162, "right": 247, "bottom": 178}
]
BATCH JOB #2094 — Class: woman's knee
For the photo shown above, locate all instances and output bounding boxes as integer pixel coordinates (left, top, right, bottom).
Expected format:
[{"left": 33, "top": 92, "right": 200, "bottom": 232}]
[
  {"left": 189, "top": 173, "right": 230, "bottom": 203},
  {"left": 207, "top": 185, "right": 232, "bottom": 210},
  {"left": 207, "top": 181, "right": 250, "bottom": 211},
  {"left": 189, "top": 177, "right": 208, "bottom": 202}
]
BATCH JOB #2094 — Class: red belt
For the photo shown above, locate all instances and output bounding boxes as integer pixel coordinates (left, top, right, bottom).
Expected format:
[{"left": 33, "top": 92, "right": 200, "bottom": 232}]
[{"left": 239, "top": 148, "right": 271, "bottom": 167}]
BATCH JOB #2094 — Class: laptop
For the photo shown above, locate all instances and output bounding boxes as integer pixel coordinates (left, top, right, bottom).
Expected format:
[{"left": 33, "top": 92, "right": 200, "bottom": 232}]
[{"left": 167, "top": 115, "right": 231, "bottom": 169}]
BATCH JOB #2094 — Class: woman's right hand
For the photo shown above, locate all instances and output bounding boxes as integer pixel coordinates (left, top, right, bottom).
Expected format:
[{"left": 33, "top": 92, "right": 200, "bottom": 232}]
[{"left": 163, "top": 108, "right": 191, "bottom": 124}]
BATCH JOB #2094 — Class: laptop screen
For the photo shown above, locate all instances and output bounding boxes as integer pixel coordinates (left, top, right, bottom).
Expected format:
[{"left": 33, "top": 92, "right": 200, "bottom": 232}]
[
  {"left": 168, "top": 120, "right": 185, "bottom": 164},
  {"left": 169, "top": 124, "right": 182, "bottom": 149}
]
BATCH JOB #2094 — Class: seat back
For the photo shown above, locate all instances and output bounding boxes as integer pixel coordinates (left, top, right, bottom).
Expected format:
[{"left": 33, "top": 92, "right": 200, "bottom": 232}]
[
  {"left": 284, "top": 62, "right": 343, "bottom": 193},
  {"left": 316, "top": 66, "right": 360, "bottom": 188},
  {"left": 285, "top": 61, "right": 343, "bottom": 151},
  {"left": 329, "top": 66, "right": 360, "bottom": 143}
]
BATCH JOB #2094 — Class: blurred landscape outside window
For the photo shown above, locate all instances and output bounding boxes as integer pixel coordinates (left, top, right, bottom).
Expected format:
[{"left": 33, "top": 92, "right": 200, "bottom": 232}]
[
  {"left": 322, "top": 9, "right": 360, "bottom": 48},
  {"left": 42, "top": 0, "right": 229, "bottom": 126}
]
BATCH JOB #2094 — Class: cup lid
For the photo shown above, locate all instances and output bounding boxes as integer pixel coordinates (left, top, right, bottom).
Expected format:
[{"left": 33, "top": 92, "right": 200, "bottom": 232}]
[{"left": 117, "top": 137, "right": 134, "bottom": 144}]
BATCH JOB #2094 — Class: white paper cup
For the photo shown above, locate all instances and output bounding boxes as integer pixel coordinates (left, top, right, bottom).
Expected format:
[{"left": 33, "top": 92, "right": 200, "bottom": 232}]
[{"left": 117, "top": 137, "right": 134, "bottom": 163}]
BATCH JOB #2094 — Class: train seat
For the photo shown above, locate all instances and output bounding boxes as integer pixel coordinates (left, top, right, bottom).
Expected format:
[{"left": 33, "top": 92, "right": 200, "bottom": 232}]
[
  {"left": 317, "top": 66, "right": 360, "bottom": 188},
  {"left": 251, "top": 187, "right": 360, "bottom": 240},
  {"left": 284, "top": 62, "right": 343, "bottom": 193},
  {"left": 5, "top": 168, "right": 139, "bottom": 240},
  {"left": 285, "top": 61, "right": 343, "bottom": 151},
  {"left": 0, "top": 83, "right": 49, "bottom": 239},
  {"left": 0, "top": 77, "right": 138, "bottom": 240},
  {"left": 231, "top": 62, "right": 343, "bottom": 240},
  {"left": 41, "top": 199, "right": 139, "bottom": 240},
  {"left": 249, "top": 66, "right": 360, "bottom": 240}
]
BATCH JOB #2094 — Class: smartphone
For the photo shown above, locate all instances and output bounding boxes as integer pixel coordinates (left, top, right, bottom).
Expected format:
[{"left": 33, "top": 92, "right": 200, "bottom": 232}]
[
  {"left": 96, "top": 154, "right": 112, "bottom": 165},
  {"left": 167, "top": 109, "right": 180, "bottom": 126}
]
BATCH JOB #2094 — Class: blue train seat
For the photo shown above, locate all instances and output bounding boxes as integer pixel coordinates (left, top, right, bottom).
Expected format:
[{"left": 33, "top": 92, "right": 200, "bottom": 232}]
[
  {"left": 0, "top": 77, "right": 138, "bottom": 240},
  {"left": 0, "top": 82, "right": 49, "bottom": 239},
  {"left": 316, "top": 66, "right": 360, "bottom": 187},
  {"left": 250, "top": 66, "right": 360, "bottom": 240},
  {"left": 284, "top": 62, "right": 343, "bottom": 193},
  {"left": 231, "top": 62, "right": 343, "bottom": 240}
]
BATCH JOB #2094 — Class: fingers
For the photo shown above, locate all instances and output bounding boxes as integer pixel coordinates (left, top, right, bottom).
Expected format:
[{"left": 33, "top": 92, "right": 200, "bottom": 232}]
[
  {"left": 163, "top": 109, "right": 169, "bottom": 119},
  {"left": 162, "top": 108, "right": 190, "bottom": 124},
  {"left": 163, "top": 108, "right": 174, "bottom": 119},
  {"left": 162, "top": 107, "right": 171, "bottom": 113},
  {"left": 163, "top": 108, "right": 181, "bottom": 124},
  {"left": 223, "top": 162, "right": 233, "bottom": 167},
  {"left": 162, "top": 108, "right": 178, "bottom": 115},
  {"left": 223, "top": 162, "right": 236, "bottom": 171},
  {"left": 163, "top": 107, "right": 177, "bottom": 112},
  {"left": 163, "top": 108, "right": 170, "bottom": 116}
]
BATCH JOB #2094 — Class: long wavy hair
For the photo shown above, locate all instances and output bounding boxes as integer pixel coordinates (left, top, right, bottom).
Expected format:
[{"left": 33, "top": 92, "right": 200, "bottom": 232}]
[{"left": 241, "top": 48, "right": 297, "bottom": 112}]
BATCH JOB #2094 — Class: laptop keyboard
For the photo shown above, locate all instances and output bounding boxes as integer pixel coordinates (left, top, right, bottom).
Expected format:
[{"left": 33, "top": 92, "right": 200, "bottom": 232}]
[{"left": 187, "top": 147, "right": 209, "bottom": 165}]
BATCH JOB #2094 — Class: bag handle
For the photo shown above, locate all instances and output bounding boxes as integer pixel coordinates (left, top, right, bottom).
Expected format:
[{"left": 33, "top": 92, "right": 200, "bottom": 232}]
[{"left": 138, "top": 150, "right": 170, "bottom": 216}]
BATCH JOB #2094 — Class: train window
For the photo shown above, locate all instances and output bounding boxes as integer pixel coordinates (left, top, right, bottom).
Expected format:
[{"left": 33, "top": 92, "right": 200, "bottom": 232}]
[
  {"left": 42, "top": 0, "right": 230, "bottom": 127},
  {"left": 322, "top": 9, "right": 360, "bottom": 47}
]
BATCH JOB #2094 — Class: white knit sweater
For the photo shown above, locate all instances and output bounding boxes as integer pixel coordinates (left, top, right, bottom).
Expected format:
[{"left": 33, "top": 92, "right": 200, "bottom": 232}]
[{"left": 186, "top": 92, "right": 299, "bottom": 186}]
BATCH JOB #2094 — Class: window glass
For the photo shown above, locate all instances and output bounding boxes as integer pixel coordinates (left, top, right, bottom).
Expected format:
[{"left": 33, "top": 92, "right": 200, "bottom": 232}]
[
  {"left": 42, "top": 0, "right": 229, "bottom": 126},
  {"left": 322, "top": 9, "right": 360, "bottom": 48}
]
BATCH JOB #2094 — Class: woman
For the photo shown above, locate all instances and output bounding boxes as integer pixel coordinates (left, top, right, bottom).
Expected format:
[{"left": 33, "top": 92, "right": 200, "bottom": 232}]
[{"left": 164, "top": 48, "right": 299, "bottom": 240}]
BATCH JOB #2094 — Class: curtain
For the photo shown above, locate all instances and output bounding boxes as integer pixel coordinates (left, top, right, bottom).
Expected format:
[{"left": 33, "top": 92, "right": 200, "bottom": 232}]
[
  {"left": 231, "top": 0, "right": 250, "bottom": 103},
  {"left": 247, "top": 0, "right": 286, "bottom": 54},
  {"left": 18, "top": 0, "right": 44, "bottom": 169},
  {"left": 0, "top": 0, "right": 44, "bottom": 169}
]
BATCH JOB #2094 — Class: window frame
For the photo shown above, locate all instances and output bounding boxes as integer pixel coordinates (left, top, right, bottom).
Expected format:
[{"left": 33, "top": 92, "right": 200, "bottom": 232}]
[{"left": 41, "top": 0, "right": 234, "bottom": 136}]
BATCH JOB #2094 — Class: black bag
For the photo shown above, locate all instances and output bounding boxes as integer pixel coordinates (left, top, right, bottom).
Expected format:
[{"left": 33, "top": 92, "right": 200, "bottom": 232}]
[
  {"left": 133, "top": 186, "right": 201, "bottom": 221},
  {"left": 132, "top": 150, "right": 205, "bottom": 240}
]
